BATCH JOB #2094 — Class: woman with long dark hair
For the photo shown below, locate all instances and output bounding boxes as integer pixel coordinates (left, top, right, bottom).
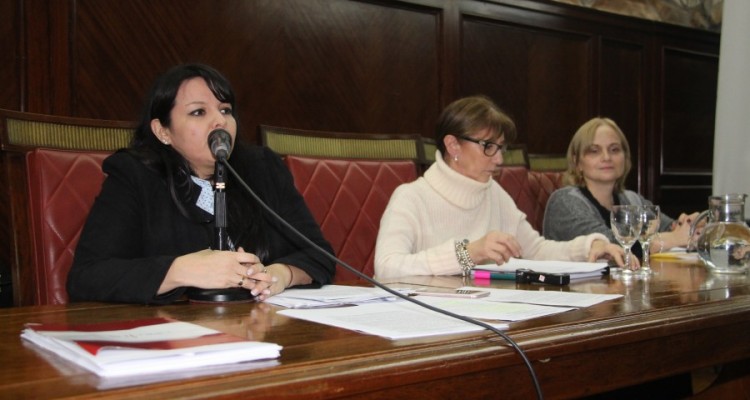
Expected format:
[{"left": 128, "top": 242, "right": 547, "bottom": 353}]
[{"left": 68, "top": 64, "right": 335, "bottom": 304}]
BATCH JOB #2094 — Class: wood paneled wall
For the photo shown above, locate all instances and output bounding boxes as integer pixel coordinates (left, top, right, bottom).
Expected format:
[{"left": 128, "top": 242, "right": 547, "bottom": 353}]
[{"left": 1, "top": 0, "right": 719, "bottom": 217}]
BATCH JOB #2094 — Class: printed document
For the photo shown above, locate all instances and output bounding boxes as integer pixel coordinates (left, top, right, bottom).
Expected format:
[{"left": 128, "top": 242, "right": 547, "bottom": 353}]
[
  {"left": 21, "top": 317, "right": 281, "bottom": 377},
  {"left": 279, "top": 296, "right": 575, "bottom": 340}
]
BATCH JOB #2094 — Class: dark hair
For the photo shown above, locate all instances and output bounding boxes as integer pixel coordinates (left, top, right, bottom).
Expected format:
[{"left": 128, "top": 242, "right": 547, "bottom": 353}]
[
  {"left": 132, "top": 63, "right": 236, "bottom": 150},
  {"left": 435, "top": 95, "right": 517, "bottom": 155},
  {"left": 127, "top": 63, "right": 268, "bottom": 259}
]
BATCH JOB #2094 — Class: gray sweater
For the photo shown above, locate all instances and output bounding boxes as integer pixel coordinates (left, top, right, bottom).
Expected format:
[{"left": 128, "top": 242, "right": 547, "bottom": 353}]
[{"left": 543, "top": 186, "right": 674, "bottom": 243}]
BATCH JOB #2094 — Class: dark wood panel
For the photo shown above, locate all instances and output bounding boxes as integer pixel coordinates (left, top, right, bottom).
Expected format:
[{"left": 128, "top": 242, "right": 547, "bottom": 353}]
[
  {"left": 461, "top": 16, "right": 592, "bottom": 153},
  {"left": 21, "top": 0, "right": 73, "bottom": 115},
  {"left": 0, "top": 0, "right": 19, "bottom": 111},
  {"left": 0, "top": 0, "right": 20, "bottom": 296},
  {"left": 661, "top": 47, "right": 718, "bottom": 174},
  {"left": 600, "top": 39, "right": 645, "bottom": 194},
  {"left": 72, "top": 0, "right": 441, "bottom": 143},
  {"left": 1, "top": 0, "right": 722, "bottom": 235},
  {"left": 22, "top": 0, "right": 50, "bottom": 113},
  {"left": 659, "top": 186, "right": 713, "bottom": 221},
  {"left": 655, "top": 46, "right": 718, "bottom": 215}
]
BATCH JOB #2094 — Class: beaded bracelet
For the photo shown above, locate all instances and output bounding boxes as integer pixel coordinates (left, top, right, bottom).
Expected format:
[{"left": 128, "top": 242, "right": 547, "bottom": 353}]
[{"left": 454, "top": 239, "right": 475, "bottom": 276}]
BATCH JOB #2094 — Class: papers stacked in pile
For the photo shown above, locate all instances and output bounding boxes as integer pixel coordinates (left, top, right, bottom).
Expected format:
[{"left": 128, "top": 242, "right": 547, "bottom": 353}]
[
  {"left": 475, "top": 258, "right": 609, "bottom": 280},
  {"left": 21, "top": 317, "right": 281, "bottom": 377},
  {"left": 271, "top": 284, "right": 621, "bottom": 340}
]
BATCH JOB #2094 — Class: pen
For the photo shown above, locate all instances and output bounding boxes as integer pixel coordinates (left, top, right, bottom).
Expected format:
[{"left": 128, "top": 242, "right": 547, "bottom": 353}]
[{"left": 471, "top": 270, "right": 516, "bottom": 280}]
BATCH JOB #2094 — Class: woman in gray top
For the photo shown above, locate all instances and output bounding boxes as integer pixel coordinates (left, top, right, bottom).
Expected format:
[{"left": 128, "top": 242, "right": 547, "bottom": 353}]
[{"left": 543, "top": 117, "right": 696, "bottom": 256}]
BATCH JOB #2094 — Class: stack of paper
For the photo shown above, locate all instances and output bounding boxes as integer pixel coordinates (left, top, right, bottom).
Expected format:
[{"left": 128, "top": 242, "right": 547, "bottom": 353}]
[
  {"left": 278, "top": 299, "right": 511, "bottom": 339},
  {"left": 21, "top": 317, "right": 282, "bottom": 377},
  {"left": 276, "top": 285, "right": 622, "bottom": 340},
  {"left": 475, "top": 258, "right": 609, "bottom": 280}
]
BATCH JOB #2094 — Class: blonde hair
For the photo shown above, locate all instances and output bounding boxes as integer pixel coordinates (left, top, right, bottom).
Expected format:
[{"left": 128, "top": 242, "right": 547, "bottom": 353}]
[{"left": 563, "top": 117, "right": 632, "bottom": 191}]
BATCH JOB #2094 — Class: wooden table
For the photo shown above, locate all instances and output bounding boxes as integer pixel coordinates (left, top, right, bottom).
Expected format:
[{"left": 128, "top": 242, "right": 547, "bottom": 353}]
[{"left": 3, "top": 259, "right": 750, "bottom": 399}]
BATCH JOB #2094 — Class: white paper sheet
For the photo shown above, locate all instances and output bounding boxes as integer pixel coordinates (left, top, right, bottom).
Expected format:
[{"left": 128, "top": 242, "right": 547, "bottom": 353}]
[
  {"left": 265, "top": 285, "right": 406, "bottom": 309},
  {"left": 277, "top": 294, "right": 583, "bottom": 340},
  {"left": 278, "top": 300, "right": 505, "bottom": 340},
  {"left": 461, "top": 286, "right": 622, "bottom": 308},
  {"left": 412, "top": 296, "right": 575, "bottom": 321},
  {"left": 274, "top": 284, "right": 621, "bottom": 340}
]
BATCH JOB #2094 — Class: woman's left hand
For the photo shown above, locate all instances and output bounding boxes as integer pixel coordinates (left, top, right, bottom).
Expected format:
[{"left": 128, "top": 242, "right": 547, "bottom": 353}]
[
  {"left": 238, "top": 248, "right": 312, "bottom": 301},
  {"left": 236, "top": 247, "right": 277, "bottom": 301},
  {"left": 243, "top": 263, "right": 277, "bottom": 301}
]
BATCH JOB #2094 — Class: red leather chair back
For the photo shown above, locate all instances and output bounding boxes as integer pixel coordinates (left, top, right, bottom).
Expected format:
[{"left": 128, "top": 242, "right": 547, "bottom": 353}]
[
  {"left": 494, "top": 166, "right": 538, "bottom": 230},
  {"left": 527, "top": 170, "right": 564, "bottom": 232},
  {"left": 528, "top": 170, "right": 564, "bottom": 229},
  {"left": 284, "top": 156, "right": 419, "bottom": 282},
  {"left": 26, "top": 148, "right": 109, "bottom": 304}
]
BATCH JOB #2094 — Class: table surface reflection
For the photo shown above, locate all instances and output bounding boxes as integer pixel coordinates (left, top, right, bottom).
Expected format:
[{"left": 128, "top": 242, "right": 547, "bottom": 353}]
[{"left": 2, "top": 259, "right": 750, "bottom": 399}]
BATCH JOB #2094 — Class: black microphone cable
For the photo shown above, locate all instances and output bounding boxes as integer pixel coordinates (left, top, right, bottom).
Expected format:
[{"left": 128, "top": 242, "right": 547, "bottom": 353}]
[{"left": 223, "top": 160, "right": 544, "bottom": 400}]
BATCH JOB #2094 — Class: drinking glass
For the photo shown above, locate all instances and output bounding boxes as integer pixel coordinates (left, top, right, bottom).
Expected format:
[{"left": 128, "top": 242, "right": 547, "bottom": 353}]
[
  {"left": 638, "top": 205, "right": 661, "bottom": 274},
  {"left": 610, "top": 205, "right": 644, "bottom": 275}
]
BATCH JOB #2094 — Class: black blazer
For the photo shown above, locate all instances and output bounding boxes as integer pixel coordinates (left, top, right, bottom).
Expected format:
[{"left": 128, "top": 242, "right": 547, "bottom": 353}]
[{"left": 68, "top": 144, "right": 335, "bottom": 304}]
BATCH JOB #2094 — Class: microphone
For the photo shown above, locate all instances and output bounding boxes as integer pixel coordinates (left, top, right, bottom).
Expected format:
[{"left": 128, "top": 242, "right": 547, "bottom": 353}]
[
  {"left": 208, "top": 129, "right": 232, "bottom": 161},
  {"left": 188, "top": 128, "right": 253, "bottom": 304}
]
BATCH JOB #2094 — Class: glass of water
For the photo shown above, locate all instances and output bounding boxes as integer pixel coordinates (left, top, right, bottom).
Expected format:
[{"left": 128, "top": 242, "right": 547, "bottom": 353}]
[
  {"left": 638, "top": 205, "right": 661, "bottom": 274},
  {"left": 610, "top": 205, "right": 644, "bottom": 275}
]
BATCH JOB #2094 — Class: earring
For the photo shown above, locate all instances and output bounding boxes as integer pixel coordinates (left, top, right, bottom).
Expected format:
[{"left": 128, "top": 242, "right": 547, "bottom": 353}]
[{"left": 453, "top": 155, "right": 459, "bottom": 162}]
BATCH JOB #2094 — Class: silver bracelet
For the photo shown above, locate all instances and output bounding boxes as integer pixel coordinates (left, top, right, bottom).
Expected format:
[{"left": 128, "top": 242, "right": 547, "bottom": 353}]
[{"left": 454, "top": 239, "right": 475, "bottom": 276}]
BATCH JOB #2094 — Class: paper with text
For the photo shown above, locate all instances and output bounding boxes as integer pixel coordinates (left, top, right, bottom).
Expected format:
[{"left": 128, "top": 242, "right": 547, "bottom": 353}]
[
  {"left": 461, "top": 286, "right": 622, "bottom": 308},
  {"left": 278, "top": 296, "right": 580, "bottom": 340}
]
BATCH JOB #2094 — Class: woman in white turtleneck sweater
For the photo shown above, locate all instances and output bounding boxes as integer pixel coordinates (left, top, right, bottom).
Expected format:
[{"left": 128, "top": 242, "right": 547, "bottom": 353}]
[{"left": 374, "top": 96, "right": 627, "bottom": 279}]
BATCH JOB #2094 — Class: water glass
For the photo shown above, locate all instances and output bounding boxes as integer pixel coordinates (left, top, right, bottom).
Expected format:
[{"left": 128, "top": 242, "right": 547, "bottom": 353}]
[
  {"left": 611, "top": 205, "right": 644, "bottom": 275},
  {"left": 639, "top": 205, "right": 660, "bottom": 274}
]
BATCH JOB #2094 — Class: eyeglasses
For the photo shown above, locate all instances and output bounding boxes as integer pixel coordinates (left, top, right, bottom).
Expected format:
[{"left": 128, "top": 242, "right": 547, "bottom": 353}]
[{"left": 458, "top": 136, "right": 508, "bottom": 157}]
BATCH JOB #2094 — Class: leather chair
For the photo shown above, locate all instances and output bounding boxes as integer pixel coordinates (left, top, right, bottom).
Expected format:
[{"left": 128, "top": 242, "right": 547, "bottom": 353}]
[
  {"left": 0, "top": 109, "right": 133, "bottom": 306},
  {"left": 502, "top": 144, "right": 530, "bottom": 167},
  {"left": 284, "top": 155, "right": 419, "bottom": 282},
  {"left": 494, "top": 146, "right": 565, "bottom": 232},
  {"left": 528, "top": 170, "right": 565, "bottom": 232},
  {"left": 528, "top": 153, "right": 568, "bottom": 172},
  {"left": 26, "top": 149, "right": 109, "bottom": 304},
  {"left": 259, "top": 124, "right": 426, "bottom": 163},
  {"left": 494, "top": 166, "right": 539, "bottom": 230}
]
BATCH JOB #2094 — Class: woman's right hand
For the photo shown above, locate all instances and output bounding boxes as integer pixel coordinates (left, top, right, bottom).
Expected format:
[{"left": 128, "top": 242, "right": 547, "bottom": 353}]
[
  {"left": 158, "top": 249, "right": 262, "bottom": 294},
  {"left": 467, "top": 230, "right": 522, "bottom": 265}
]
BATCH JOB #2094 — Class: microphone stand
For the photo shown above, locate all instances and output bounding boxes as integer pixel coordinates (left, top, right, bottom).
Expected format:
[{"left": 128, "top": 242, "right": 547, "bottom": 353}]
[
  {"left": 214, "top": 161, "right": 229, "bottom": 251},
  {"left": 188, "top": 160, "right": 253, "bottom": 303}
]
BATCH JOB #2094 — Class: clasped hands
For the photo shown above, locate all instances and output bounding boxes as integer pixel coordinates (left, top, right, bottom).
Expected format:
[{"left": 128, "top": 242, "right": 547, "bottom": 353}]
[{"left": 161, "top": 247, "right": 290, "bottom": 301}]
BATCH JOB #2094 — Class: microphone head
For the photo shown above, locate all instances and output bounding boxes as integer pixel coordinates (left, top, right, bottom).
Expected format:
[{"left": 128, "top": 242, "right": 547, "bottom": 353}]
[{"left": 208, "top": 129, "right": 232, "bottom": 161}]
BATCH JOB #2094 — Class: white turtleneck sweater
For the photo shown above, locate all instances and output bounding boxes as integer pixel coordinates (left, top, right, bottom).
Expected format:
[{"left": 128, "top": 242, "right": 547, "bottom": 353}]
[{"left": 374, "top": 151, "right": 607, "bottom": 279}]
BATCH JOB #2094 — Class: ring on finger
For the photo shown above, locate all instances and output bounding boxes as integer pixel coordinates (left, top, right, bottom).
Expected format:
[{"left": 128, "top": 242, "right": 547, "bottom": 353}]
[{"left": 238, "top": 276, "right": 245, "bottom": 287}]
